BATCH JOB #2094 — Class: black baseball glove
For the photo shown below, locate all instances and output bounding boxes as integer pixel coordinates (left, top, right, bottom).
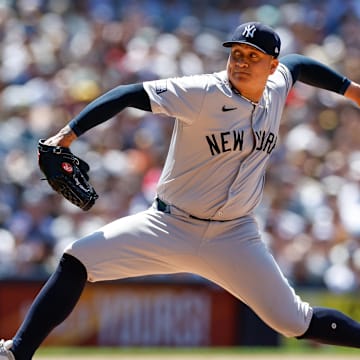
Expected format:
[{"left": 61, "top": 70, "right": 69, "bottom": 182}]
[{"left": 38, "top": 139, "right": 98, "bottom": 211}]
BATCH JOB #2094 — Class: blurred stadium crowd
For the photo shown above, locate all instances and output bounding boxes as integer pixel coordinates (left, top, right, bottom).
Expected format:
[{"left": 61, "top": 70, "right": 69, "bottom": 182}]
[{"left": 0, "top": 0, "right": 359, "bottom": 292}]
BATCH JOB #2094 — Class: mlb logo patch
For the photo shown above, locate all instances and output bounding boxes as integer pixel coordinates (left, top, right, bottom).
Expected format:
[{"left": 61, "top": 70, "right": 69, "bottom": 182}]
[{"left": 155, "top": 80, "right": 167, "bottom": 94}]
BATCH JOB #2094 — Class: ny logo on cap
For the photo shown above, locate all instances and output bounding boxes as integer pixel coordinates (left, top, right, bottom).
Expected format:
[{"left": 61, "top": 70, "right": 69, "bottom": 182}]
[{"left": 242, "top": 24, "right": 257, "bottom": 38}]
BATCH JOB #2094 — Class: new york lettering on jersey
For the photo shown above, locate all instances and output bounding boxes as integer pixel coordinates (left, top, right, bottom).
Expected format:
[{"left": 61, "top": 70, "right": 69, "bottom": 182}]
[{"left": 205, "top": 129, "right": 277, "bottom": 156}]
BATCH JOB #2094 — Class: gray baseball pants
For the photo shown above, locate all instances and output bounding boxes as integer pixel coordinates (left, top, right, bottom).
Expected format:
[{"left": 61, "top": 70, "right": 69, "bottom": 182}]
[{"left": 65, "top": 200, "right": 313, "bottom": 337}]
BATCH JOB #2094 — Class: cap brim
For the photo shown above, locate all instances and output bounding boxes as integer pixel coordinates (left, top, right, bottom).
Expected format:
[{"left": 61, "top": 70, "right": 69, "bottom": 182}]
[{"left": 222, "top": 40, "right": 267, "bottom": 54}]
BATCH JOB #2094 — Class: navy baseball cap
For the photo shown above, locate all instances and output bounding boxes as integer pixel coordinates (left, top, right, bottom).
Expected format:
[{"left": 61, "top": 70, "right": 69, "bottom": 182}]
[{"left": 223, "top": 22, "right": 281, "bottom": 58}]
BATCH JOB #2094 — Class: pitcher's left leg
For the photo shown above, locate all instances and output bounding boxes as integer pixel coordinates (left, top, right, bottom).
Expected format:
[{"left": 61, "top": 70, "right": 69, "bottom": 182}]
[
  {"left": 195, "top": 218, "right": 360, "bottom": 347},
  {"left": 297, "top": 307, "right": 360, "bottom": 347},
  {"left": 195, "top": 218, "right": 312, "bottom": 337}
]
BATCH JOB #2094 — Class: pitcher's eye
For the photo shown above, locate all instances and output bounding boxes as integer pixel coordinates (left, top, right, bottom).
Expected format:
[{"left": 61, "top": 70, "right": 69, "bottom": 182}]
[{"left": 231, "top": 51, "right": 241, "bottom": 59}]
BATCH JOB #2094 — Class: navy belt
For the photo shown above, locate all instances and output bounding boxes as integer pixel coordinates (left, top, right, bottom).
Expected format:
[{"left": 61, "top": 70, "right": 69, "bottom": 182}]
[
  {"left": 155, "top": 197, "right": 171, "bottom": 213},
  {"left": 155, "top": 197, "right": 230, "bottom": 222}
]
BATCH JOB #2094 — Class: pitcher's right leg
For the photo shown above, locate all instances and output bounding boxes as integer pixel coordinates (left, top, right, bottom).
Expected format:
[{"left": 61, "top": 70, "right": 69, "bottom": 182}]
[{"left": 4, "top": 253, "right": 87, "bottom": 360}]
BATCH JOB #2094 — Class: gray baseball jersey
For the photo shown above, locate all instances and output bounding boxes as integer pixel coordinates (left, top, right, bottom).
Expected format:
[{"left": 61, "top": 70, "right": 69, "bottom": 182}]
[
  {"left": 143, "top": 64, "right": 291, "bottom": 220},
  {"left": 66, "top": 63, "right": 313, "bottom": 338}
]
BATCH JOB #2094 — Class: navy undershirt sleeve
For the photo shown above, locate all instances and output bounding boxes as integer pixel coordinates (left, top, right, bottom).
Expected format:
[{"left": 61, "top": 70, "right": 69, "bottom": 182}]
[
  {"left": 280, "top": 54, "right": 350, "bottom": 95},
  {"left": 69, "top": 83, "right": 151, "bottom": 136}
]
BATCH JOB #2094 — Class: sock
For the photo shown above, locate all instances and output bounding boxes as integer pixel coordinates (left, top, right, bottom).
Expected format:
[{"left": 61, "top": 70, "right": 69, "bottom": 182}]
[
  {"left": 11, "top": 253, "right": 87, "bottom": 360},
  {"left": 297, "top": 306, "right": 360, "bottom": 348}
]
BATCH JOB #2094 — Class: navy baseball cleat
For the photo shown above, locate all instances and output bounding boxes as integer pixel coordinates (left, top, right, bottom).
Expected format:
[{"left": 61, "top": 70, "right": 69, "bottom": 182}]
[{"left": 0, "top": 340, "right": 15, "bottom": 360}]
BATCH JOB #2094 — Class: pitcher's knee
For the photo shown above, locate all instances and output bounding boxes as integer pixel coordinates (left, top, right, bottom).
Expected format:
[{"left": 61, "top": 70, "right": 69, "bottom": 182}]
[
  {"left": 272, "top": 307, "right": 313, "bottom": 338},
  {"left": 277, "top": 320, "right": 308, "bottom": 338}
]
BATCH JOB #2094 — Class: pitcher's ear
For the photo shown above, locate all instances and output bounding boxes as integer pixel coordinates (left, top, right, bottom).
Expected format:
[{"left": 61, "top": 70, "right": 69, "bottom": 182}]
[{"left": 270, "top": 58, "right": 279, "bottom": 74}]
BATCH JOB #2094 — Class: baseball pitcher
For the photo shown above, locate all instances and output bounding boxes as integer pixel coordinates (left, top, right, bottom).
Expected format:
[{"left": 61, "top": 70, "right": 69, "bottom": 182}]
[{"left": 2, "top": 22, "right": 360, "bottom": 360}]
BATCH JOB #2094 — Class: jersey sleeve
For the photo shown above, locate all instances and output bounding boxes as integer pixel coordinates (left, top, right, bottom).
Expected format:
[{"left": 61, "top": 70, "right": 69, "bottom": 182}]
[
  {"left": 267, "top": 63, "right": 294, "bottom": 98},
  {"left": 280, "top": 54, "right": 350, "bottom": 95},
  {"left": 143, "top": 75, "right": 208, "bottom": 125}
]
